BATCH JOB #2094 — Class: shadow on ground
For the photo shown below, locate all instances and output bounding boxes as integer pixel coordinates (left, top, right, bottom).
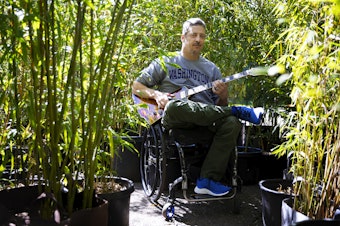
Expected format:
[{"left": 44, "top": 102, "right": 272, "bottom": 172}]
[{"left": 129, "top": 182, "right": 263, "bottom": 226}]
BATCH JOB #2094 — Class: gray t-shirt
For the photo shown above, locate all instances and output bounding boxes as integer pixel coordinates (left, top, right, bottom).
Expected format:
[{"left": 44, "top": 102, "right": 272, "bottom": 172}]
[{"left": 136, "top": 52, "right": 222, "bottom": 105}]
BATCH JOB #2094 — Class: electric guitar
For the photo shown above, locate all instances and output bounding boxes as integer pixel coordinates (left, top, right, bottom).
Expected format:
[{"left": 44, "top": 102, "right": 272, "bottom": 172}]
[{"left": 132, "top": 67, "right": 269, "bottom": 124}]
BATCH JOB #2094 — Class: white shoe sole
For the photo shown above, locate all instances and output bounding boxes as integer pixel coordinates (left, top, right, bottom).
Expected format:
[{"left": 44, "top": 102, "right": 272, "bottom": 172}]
[
  {"left": 254, "top": 107, "right": 264, "bottom": 117},
  {"left": 194, "top": 187, "right": 230, "bottom": 197}
]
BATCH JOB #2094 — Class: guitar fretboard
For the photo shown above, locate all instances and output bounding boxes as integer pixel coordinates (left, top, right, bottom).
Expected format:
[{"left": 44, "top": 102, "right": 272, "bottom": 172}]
[{"left": 178, "top": 70, "right": 249, "bottom": 99}]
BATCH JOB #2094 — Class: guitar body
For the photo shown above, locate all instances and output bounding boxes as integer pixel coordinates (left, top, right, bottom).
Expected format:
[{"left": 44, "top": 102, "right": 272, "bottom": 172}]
[
  {"left": 132, "top": 86, "right": 191, "bottom": 124},
  {"left": 132, "top": 94, "right": 164, "bottom": 124}
]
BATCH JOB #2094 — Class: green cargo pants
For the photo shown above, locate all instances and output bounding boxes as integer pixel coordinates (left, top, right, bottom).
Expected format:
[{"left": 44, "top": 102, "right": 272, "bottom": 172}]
[{"left": 162, "top": 99, "right": 242, "bottom": 182}]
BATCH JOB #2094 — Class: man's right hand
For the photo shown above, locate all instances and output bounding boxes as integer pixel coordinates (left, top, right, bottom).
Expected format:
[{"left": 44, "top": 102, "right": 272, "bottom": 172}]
[{"left": 154, "top": 91, "right": 171, "bottom": 109}]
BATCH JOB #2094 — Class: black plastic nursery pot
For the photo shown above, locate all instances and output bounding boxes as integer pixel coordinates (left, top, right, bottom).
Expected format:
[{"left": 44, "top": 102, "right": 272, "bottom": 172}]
[
  {"left": 281, "top": 197, "right": 309, "bottom": 226},
  {"left": 259, "top": 179, "right": 293, "bottom": 226},
  {"left": 259, "top": 151, "right": 287, "bottom": 180},
  {"left": 113, "top": 136, "right": 142, "bottom": 182},
  {"left": 0, "top": 185, "right": 108, "bottom": 226},
  {"left": 237, "top": 146, "right": 263, "bottom": 185},
  {"left": 281, "top": 198, "right": 340, "bottom": 226},
  {"left": 98, "top": 177, "right": 134, "bottom": 226}
]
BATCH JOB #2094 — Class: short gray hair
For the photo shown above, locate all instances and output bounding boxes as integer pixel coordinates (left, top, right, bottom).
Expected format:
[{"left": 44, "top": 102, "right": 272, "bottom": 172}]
[{"left": 182, "top": 18, "right": 206, "bottom": 35}]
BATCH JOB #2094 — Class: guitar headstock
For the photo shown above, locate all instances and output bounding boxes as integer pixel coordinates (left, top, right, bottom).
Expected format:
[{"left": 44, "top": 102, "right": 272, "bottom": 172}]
[
  {"left": 249, "top": 65, "right": 285, "bottom": 77},
  {"left": 248, "top": 67, "right": 270, "bottom": 76}
]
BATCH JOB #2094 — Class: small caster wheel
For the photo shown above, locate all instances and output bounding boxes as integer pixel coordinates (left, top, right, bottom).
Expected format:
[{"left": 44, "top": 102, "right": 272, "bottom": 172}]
[{"left": 162, "top": 202, "right": 175, "bottom": 220}]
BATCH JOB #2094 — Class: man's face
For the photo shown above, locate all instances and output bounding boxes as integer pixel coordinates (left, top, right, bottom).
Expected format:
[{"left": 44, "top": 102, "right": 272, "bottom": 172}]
[{"left": 182, "top": 25, "right": 206, "bottom": 56}]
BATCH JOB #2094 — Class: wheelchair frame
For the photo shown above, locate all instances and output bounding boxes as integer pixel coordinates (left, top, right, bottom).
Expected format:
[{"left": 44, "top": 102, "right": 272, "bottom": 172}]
[{"left": 139, "top": 121, "right": 241, "bottom": 220}]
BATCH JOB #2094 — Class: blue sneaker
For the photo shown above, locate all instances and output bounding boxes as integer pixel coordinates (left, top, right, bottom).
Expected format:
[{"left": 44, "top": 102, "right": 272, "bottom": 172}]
[
  {"left": 194, "top": 178, "right": 231, "bottom": 196},
  {"left": 231, "top": 106, "right": 264, "bottom": 125}
]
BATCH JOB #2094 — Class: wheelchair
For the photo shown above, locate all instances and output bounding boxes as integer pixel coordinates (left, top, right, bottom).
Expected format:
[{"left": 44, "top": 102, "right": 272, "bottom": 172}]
[{"left": 139, "top": 120, "right": 242, "bottom": 220}]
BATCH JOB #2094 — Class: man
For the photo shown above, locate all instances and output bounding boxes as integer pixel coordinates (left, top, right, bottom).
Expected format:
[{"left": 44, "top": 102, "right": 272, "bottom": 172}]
[{"left": 132, "top": 18, "right": 263, "bottom": 196}]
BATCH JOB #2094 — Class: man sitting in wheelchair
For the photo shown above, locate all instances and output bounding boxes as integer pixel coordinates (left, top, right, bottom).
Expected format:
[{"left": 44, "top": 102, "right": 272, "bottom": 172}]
[{"left": 132, "top": 18, "right": 263, "bottom": 197}]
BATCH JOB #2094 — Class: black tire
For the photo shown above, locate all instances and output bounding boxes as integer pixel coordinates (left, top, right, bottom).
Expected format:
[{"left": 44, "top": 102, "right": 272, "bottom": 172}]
[{"left": 140, "top": 123, "right": 167, "bottom": 203}]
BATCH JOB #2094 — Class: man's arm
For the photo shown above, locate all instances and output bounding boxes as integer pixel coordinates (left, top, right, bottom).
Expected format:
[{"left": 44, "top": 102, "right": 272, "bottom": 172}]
[
  {"left": 132, "top": 81, "right": 158, "bottom": 99},
  {"left": 217, "top": 96, "right": 228, "bottom": 106},
  {"left": 132, "top": 81, "right": 170, "bottom": 109}
]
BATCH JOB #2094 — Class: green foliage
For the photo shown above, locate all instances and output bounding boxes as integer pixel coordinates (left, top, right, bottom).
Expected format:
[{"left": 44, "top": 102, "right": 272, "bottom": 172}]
[
  {"left": 272, "top": 0, "right": 340, "bottom": 219},
  {"left": 0, "top": 0, "right": 138, "bottom": 215},
  {"left": 127, "top": 0, "right": 288, "bottom": 107},
  {"left": 0, "top": 0, "right": 294, "bottom": 218}
]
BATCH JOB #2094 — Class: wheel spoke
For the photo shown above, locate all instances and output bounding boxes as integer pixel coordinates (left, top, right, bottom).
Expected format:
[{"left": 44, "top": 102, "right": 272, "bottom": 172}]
[{"left": 140, "top": 123, "right": 167, "bottom": 202}]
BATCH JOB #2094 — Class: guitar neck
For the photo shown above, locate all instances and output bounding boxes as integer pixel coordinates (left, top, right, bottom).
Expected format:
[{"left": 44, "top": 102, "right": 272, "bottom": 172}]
[{"left": 177, "top": 69, "right": 249, "bottom": 99}]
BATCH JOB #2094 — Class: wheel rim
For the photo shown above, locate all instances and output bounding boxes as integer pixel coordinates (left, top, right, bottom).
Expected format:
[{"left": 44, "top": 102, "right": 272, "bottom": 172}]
[{"left": 140, "top": 123, "right": 166, "bottom": 202}]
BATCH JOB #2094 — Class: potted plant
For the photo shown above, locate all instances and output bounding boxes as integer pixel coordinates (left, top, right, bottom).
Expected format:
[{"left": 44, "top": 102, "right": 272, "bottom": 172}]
[
  {"left": 0, "top": 0, "right": 136, "bottom": 224},
  {"left": 94, "top": 133, "right": 138, "bottom": 226},
  {"left": 271, "top": 0, "right": 340, "bottom": 224}
]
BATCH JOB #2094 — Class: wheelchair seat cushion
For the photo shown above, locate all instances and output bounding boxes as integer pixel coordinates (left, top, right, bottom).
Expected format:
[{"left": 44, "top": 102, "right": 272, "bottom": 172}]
[{"left": 169, "top": 126, "right": 214, "bottom": 146}]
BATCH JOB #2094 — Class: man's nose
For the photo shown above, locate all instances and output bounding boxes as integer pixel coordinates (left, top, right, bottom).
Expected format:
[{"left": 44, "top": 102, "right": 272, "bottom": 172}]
[{"left": 194, "top": 36, "right": 202, "bottom": 43}]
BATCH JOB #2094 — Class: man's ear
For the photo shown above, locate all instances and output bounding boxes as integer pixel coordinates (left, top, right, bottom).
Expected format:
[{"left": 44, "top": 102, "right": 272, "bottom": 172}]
[{"left": 181, "top": 34, "right": 185, "bottom": 42}]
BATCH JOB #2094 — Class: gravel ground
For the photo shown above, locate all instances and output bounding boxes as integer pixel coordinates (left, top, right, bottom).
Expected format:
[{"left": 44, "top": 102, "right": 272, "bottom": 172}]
[{"left": 129, "top": 182, "right": 264, "bottom": 226}]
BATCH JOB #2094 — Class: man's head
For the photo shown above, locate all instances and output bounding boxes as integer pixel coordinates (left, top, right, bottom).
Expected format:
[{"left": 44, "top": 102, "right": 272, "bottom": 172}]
[
  {"left": 182, "top": 18, "right": 206, "bottom": 35},
  {"left": 181, "top": 18, "right": 207, "bottom": 60}
]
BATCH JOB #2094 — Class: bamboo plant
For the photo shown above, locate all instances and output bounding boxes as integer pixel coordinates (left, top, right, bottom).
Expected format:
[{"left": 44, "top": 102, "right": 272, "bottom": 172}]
[
  {"left": 272, "top": 0, "right": 340, "bottom": 220},
  {"left": 0, "top": 0, "right": 136, "bottom": 217}
]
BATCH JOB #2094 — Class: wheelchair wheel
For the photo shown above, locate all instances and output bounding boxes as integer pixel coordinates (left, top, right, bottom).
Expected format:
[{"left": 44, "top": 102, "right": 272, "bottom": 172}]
[{"left": 140, "top": 122, "right": 167, "bottom": 203}]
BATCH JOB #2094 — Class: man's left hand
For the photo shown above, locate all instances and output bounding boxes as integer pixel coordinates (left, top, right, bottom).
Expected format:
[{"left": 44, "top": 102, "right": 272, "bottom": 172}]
[
  {"left": 212, "top": 80, "right": 228, "bottom": 97},
  {"left": 213, "top": 80, "right": 228, "bottom": 106}
]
